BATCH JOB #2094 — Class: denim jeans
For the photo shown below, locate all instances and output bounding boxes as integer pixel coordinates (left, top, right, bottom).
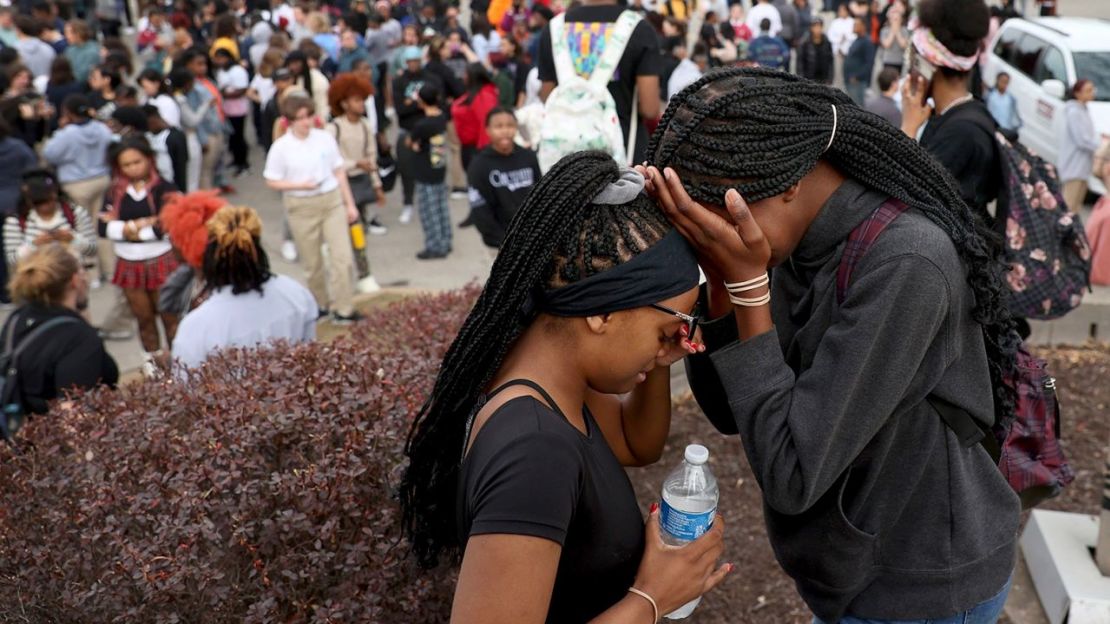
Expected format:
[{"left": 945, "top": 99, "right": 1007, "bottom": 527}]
[{"left": 814, "top": 577, "right": 1011, "bottom": 624}]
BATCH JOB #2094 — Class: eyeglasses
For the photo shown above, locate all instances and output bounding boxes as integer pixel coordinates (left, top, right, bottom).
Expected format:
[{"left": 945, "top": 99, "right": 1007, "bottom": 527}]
[{"left": 649, "top": 303, "right": 699, "bottom": 340}]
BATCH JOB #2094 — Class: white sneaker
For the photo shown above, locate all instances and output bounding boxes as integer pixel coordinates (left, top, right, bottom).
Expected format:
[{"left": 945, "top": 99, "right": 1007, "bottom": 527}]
[
  {"left": 89, "top": 278, "right": 102, "bottom": 290},
  {"left": 357, "top": 275, "right": 382, "bottom": 294},
  {"left": 140, "top": 352, "right": 160, "bottom": 379},
  {"left": 399, "top": 206, "right": 414, "bottom": 224},
  {"left": 281, "top": 240, "right": 298, "bottom": 262},
  {"left": 385, "top": 107, "right": 397, "bottom": 120},
  {"left": 450, "top": 191, "right": 467, "bottom": 200}
]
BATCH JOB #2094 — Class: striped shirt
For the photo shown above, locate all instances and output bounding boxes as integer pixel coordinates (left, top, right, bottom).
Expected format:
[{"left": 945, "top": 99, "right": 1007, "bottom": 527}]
[{"left": 3, "top": 203, "right": 98, "bottom": 267}]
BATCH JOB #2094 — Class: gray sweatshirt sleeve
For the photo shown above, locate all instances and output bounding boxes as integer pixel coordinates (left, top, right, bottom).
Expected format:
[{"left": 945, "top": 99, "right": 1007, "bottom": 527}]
[{"left": 708, "top": 253, "right": 952, "bottom": 516}]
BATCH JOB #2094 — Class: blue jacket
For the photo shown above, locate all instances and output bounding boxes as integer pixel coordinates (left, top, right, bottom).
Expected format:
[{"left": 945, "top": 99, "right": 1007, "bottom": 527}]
[
  {"left": 337, "top": 46, "right": 372, "bottom": 74},
  {"left": 844, "top": 37, "right": 876, "bottom": 83},
  {"left": 42, "top": 120, "right": 113, "bottom": 184},
  {"left": 0, "top": 138, "right": 37, "bottom": 216},
  {"left": 64, "top": 41, "right": 101, "bottom": 84}
]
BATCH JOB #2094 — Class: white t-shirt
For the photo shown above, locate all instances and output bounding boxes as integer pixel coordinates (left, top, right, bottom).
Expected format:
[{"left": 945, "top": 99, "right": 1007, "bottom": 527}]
[
  {"left": 263, "top": 128, "right": 345, "bottom": 197},
  {"left": 746, "top": 3, "right": 783, "bottom": 38},
  {"left": 217, "top": 65, "right": 251, "bottom": 118},
  {"left": 249, "top": 73, "right": 277, "bottom": 107},
  {"left": 145, "top": 92, "right": 181, "bottom": 127},
  {"left": 172, "top": 274, "right": 318, "bottom": 370}
]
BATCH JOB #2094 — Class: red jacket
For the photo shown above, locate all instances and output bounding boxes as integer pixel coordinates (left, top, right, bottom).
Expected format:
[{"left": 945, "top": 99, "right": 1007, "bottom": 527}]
[{"left": 451, "top": 84, "right": 500, "bottom": 149}]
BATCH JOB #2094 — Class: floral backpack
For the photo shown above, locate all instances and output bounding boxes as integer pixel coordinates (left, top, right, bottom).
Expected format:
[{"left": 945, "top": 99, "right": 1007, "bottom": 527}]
[{"left": 995, "top": 131, "right": 1091, "bottom": 320}]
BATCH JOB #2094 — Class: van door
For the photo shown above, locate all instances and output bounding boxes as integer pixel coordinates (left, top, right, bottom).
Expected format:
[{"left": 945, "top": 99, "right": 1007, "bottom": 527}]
[{"left": 1031, "top": 44, "right": 1068, "bottom": 164}]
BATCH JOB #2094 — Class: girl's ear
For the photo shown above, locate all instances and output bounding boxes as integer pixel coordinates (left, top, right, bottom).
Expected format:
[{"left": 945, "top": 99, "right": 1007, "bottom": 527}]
[
  {"left": 782, "top": 181, "right": 802, "bottom": 203},
  {"left": 584, "top": 313, "right": 612, "bottom": 335}
]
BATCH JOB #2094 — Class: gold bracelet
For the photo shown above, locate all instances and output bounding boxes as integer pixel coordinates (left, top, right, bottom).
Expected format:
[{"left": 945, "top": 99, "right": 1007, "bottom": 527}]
[{"left": 627, "top": 587, "right": 659, "bottom": 623}]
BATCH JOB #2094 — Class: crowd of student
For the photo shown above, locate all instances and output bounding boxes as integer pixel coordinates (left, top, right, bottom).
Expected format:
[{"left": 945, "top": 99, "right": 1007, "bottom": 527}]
[{"left": 0, "top": 0, "right": 1106, "bottom": 621}]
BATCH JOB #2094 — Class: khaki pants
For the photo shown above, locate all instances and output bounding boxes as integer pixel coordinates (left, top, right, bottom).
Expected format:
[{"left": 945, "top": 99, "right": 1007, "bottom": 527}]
[
  {"left": 284, "top": 188, "right": 355, "bottom": 316},
  {"left": 1063, "top": 179, "right": 1088, "bottom": 212},
  {"left": 200, "top": 135, "right": 224, "bottom": 190},
  {"left": 446, "top": 122, "right": 465, "bottom": 190},
  {"left": 62, "top": 175, "right": 110, "bottom": 216}
]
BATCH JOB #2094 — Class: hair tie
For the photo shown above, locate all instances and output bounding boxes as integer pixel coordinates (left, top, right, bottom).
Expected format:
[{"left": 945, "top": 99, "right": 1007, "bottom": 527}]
[
  {"left": 592, "top": 166, "right": 645, "bottom": 206},
  {"left": 824, "top": 104, "right": 838, "bottom": 154}
]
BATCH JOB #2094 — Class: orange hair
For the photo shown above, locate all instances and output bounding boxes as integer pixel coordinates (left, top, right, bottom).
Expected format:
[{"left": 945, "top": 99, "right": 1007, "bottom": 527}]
[
  {"left": 327, "top": 73, "right": 374, "bottom": 118},
  {"left": 160, "top": 191, "right": 228, "bottom": 268}
]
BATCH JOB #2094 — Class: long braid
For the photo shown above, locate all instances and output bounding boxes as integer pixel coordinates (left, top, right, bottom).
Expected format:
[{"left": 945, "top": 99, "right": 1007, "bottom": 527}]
[
  {"left": 649, "top": 66, "right": 1019, "bottom": 427},
  {"left": 401, "top": 151, "right": 672, "bottom": 568}
]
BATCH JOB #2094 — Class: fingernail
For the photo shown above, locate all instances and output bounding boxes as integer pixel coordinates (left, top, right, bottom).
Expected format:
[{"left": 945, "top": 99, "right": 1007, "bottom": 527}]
[
  {"left": 727, "top": 563, "right": 735, "bottom": 573},
  {"left": 650, "top": 502, "right": 659, "bottom": 514}
]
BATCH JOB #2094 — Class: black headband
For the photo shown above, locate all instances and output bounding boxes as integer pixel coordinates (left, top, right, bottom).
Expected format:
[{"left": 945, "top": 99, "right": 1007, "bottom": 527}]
[{"left": 536, "top": 229, "right": 701, "bottom": 317}]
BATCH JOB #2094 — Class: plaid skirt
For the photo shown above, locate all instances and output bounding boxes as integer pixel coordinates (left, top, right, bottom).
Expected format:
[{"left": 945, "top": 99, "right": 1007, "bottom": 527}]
[{"left": 112, "top": 252, "right": 180, "bottom": 291}]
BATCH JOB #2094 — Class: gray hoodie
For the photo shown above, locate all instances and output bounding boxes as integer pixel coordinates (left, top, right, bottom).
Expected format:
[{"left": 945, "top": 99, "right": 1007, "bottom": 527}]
[
  {"left": 686, "top": 179, "right": 1019, "bottom": 622},
  {"left": 15, "top": 37, "right": 56, "bottom": 79},
  {"left": 43, "top": 119, "right": 114, "bottom": 184}
]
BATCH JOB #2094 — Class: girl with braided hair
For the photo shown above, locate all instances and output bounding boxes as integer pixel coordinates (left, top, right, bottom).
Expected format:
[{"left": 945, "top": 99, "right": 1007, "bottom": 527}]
[
  {"left": 170, "top": 205, "right": 317, "bottom": 370},
  {"left": 401, "top": 151, "right": 731, "bottom": 623},
  {"left": 644, "top": 66, "right": 1020, "bottom": 623}
]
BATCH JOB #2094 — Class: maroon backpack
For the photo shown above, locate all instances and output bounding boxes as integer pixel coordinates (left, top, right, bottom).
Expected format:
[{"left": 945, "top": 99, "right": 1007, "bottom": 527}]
[{"left": 836, "top": 198, "right": 1074, "bottom": 509}]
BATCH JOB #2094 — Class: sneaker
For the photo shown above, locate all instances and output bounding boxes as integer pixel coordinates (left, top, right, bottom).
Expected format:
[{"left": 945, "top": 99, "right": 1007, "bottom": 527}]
[
  {"left": 450, "top": 190, "right": 467, "bottom": 200},
  {"left": 399, "top": 205, "right": 414, "bottom": 224},
  {"left": 140, "top": 352, "right": 160, "bottom": 379},
  {"left": 331, "top": 310, "right": 366, "bottom": 325},
  {"left": 89, "top": 278, "right": 102, "bottom": 290},
  {"left": 357, "top": 275, "right": 382, "bottom": 293},
  {"left": 281, "top": 240, "right": 299, "bottom": 262},
  {"left": 318, "top": 308, "right": 329, "bottom": 320},
  {"left": 458, "top": 214, "right": 474, "bottom": 228},
  {"left": 367, "top": 216, "right": 388, "bottom": 235},
  {"left": 416, "top": 249, "right": 449, "bottom": 260},
  {"left": 97, "top": 327, "right": 134, "bottom": 341}
]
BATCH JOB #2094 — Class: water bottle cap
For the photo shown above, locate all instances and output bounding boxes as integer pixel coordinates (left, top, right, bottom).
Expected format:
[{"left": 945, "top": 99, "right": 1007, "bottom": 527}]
[{"left": 684, "top": 444, "right": 709, "bottom": 465}]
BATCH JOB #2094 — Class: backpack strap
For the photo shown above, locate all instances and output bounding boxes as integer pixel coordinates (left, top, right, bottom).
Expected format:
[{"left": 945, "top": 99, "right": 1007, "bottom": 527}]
[
  {"left": 8, "top": 316, "right": 82, "bottom": 366},
  {"left": 549, "top": 13, "right": 575, "bottom": 85},
  {"left": 835, "top": 198, "right": 910, "bottom": 304},
  {"left": 589, "top": 11, "right": 643, "bottom": 89},
  {"left": 834, "top": 198, "right": 985, "bottom": 449},
  {"left": 61, "top": 201, "right": 77, "bottom": 230}
]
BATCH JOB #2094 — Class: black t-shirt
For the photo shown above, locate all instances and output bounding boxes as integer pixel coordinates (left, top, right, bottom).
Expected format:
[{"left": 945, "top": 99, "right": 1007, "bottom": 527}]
[
  {"left": 919, "top": 100, "right": 1001, "bottom": 224},
  {"left": 537, "top": 5, "right": 661, "bottom": 163},
  {"left": 410, "top": 112, "right": 449, "bottom": 184},
  {"left": 457, "top": 395, "right": 645, "bottom": 623},
  {"left": 467, "top": 145, "right": 541, "bottom": 248}
]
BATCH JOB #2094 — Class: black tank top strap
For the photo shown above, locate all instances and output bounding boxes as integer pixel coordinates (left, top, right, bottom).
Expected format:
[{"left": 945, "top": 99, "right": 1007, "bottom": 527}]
[{"left": 485, "top": 378, "right": 566, "bottom": 420}]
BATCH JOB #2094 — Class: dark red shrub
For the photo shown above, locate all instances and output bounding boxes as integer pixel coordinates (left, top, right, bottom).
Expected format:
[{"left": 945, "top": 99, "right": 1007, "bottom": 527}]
[{"left": 0, "top": 287, "right": 480, "bottom": 623}]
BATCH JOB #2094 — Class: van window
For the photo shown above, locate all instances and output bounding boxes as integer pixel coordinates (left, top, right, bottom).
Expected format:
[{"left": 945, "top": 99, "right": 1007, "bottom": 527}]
[
  {"left": 993, "top": 27, "right": 1023, "bottom": 66},
  {"left": 1013, "top": 34, "right": 1046, "bottom": 77},
  {"left": 1074, "top": 52, "right": 1110, "bottom": 102},
  {"left": 1035, "top": 46, "right": 1067, "bottom": 85}
]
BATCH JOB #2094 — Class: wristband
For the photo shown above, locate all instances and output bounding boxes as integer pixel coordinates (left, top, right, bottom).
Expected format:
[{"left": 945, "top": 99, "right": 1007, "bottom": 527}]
[
  {"left": 724, "top": 273, "right": 769, "bottom": 294},
  {"left": 729, "top": 291, "right": 771, "bottom": 307},
  {"left": 627, "top": 587, "right": 659, "bottom": 623}
]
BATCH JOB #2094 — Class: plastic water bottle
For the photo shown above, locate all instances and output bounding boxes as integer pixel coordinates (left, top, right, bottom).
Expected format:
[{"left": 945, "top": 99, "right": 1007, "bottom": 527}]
[{"left": 659, "top": 444, "right": 719, "bottom": 619}]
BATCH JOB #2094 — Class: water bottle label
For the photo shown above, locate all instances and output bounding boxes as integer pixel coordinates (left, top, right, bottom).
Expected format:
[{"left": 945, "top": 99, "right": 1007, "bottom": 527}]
[{"left": 659, "top": 500, "right": 715, "bottom": 542}]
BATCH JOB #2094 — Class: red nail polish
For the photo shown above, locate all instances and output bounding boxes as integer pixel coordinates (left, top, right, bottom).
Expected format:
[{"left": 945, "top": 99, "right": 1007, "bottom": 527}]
[
  {"left": 650, "top": 502, "right": 659, "bottom": 514},
  {"left": 728, "top": 563, "right": 735, "bottom": 573}
]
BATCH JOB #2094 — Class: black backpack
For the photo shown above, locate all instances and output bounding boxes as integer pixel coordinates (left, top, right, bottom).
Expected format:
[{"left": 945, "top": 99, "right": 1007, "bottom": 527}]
[{"left": 0, "top": 314, "right": 80, "bottom": 442}]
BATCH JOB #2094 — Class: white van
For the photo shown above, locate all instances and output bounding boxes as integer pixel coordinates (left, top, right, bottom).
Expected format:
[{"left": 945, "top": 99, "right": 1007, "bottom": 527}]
[{"left": 982, "top": 17, "right": 1110, "bottom": 195}]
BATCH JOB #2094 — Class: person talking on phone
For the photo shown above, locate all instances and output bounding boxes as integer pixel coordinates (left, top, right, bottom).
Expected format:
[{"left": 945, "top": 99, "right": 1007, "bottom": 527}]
[{"left": 900, "top": 0, "right": 1000, "bottom": 227}]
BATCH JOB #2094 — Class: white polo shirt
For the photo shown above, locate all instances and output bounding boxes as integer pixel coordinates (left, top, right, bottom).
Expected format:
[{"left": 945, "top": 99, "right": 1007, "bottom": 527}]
[{"left": 263, "top": 128, "right": 346, "bottom": 198}]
